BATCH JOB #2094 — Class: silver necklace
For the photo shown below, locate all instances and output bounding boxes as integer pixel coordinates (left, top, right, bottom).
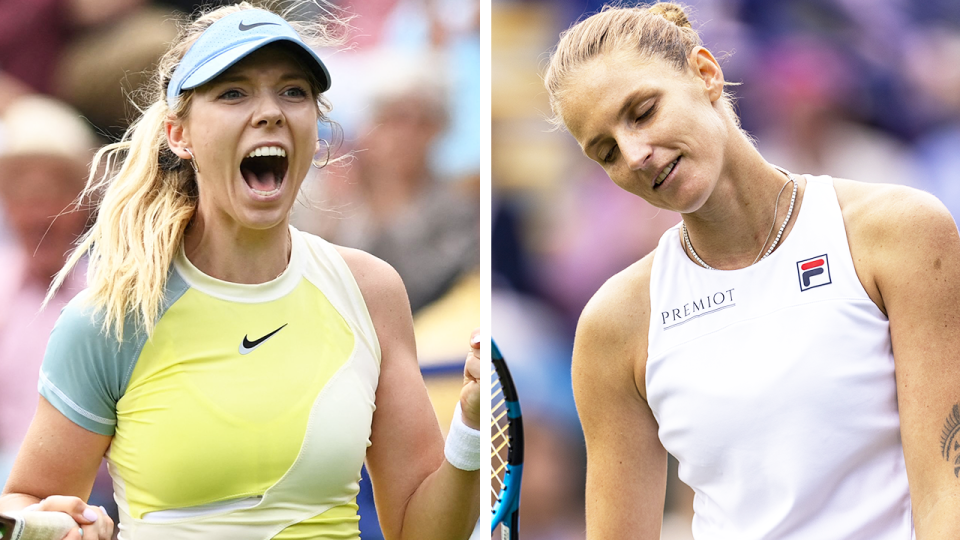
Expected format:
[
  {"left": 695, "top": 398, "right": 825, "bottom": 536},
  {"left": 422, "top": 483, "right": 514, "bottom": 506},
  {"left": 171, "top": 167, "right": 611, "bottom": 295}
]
[{"left": 683, "top": 173, "right": 798, "bottom": 270}]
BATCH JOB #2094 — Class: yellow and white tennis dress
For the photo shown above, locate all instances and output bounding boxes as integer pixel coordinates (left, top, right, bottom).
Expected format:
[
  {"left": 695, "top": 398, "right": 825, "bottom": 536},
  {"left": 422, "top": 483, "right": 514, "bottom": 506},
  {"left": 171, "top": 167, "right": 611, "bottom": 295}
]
[{"left": 39, "top": 228, "right": 381, "bottom": 540}]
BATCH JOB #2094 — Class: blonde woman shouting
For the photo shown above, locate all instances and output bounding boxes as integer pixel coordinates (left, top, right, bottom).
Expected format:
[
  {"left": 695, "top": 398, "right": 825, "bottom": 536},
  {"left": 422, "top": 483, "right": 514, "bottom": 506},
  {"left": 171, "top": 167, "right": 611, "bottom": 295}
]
[{"left": 0, "top": 3, "right": 481, "bottom": 539}]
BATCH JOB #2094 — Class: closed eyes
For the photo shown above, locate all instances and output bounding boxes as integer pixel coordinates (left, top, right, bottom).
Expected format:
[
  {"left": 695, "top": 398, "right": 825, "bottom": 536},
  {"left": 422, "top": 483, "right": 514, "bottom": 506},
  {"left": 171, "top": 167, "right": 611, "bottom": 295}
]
[{"left": 598, "top": 105, "right": 655, "bottom": 164}]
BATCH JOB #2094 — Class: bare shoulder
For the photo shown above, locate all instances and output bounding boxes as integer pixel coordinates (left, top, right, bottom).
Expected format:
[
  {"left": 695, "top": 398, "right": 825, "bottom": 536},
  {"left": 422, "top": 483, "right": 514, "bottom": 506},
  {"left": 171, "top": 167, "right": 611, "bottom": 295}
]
[
  {"left": 334, "top": 245, "right": 408, "bottom": 309},
  {"left": 574, "top": 250, "right": 655, "bottom": 401},
  {"left": 579, "top": 251, "right": 655, "bottom": 337},
  {"left": 333, "top": 245, "right": 415, "bottom": 353},
  {"left": 834, "top": 179, "right": 955, "bottom": 240},
  {"left": 834, "top": 179, "right": 960, "bottom": 312}
]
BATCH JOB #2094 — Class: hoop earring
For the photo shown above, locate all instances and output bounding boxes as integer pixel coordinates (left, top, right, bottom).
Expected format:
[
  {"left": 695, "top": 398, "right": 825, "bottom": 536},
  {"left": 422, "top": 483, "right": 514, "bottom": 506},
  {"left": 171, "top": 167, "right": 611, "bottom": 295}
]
[
  {"left": 312, "top": 138, "right": 331, "bottom": 169},
  {"left": 185, "top": 148, "right": 200, "bottom": 174}
]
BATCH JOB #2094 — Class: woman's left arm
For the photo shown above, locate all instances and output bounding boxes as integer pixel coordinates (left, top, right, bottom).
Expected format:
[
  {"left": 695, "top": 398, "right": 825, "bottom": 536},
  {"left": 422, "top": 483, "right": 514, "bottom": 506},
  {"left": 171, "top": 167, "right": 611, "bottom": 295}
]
[
  {"left": 845, "top": 182, "right": 960, "bottom": 538},
  {"left": 338, "top": 247, "right": 480, "bottom": 540}
]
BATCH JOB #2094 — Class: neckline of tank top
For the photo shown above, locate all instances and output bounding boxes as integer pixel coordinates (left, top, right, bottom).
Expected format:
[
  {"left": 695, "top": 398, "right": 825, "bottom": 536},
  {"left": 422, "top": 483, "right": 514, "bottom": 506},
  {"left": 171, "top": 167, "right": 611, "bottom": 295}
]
[{"left": 682, "top": 167, "right": 799, "bottom": 271}]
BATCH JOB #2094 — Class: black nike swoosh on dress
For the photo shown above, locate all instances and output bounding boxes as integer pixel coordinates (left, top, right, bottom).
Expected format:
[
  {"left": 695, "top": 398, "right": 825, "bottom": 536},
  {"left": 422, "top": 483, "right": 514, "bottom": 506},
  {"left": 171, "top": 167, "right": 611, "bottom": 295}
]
[{"left": 239, "top": 323, "right": 287, "bottom": 354}]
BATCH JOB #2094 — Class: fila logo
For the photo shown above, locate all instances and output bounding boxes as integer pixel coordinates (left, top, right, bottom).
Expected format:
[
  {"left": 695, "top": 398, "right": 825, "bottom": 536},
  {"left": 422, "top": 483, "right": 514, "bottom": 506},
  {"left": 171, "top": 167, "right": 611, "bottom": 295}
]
[{"left": 797, "top": 254, "right": 832, "bottom": 291}]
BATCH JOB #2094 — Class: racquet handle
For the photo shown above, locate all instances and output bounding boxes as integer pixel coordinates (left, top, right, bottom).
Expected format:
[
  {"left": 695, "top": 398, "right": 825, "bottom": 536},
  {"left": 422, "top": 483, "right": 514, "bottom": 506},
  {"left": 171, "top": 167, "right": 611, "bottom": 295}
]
[{"left": 0, "top": 511, "right": 78, "bottom": 540}]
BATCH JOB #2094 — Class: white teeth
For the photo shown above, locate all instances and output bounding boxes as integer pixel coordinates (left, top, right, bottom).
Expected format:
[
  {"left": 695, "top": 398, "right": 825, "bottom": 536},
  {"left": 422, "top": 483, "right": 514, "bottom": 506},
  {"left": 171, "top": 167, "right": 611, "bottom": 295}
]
[
  {"left": 245, "top": 146, "right": 286, "bottom": 159},
  {"left": 655, "top": 158, "right": 679, "bottom": 186}
]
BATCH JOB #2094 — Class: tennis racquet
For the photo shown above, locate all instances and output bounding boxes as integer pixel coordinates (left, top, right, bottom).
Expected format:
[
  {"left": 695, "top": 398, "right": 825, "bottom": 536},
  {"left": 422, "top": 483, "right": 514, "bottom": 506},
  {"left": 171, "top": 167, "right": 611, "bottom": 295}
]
[
  {"left": 491, "top": 339, "right": 523, "bottom": 539},
  {"left": 0, "top": 511, "right": 77, "bottom": 540}
]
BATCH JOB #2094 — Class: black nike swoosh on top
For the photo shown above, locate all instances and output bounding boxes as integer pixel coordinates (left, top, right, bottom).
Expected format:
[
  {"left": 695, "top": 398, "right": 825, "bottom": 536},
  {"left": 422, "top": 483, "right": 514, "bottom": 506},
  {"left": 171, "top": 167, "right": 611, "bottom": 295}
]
[
  {"left": 238, "top": 21, "right": 280, "bottom": 31},
  {"left": 239, "top": 323, "right": 287, "bottom": 355}
]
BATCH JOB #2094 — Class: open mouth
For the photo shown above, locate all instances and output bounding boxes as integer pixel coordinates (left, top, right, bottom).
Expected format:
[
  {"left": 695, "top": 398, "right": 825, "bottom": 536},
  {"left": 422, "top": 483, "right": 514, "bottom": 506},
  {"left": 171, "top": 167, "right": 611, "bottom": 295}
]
[
  {"left": 654, "top": 157, "right": 680, "bottom": 189},
  {"left": 240, "top": 146, "right": 289, "bottom": 196}
]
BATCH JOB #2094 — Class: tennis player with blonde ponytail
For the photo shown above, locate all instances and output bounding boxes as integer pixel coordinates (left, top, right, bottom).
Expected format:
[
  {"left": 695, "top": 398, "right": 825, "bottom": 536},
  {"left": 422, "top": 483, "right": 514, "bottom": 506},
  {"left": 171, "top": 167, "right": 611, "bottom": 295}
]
[
  {"left": 0, "top": 3, "right": 480, "bottom": 540},
  {"left": 548, "top": 3, "right": 960, "bottom": 539}
]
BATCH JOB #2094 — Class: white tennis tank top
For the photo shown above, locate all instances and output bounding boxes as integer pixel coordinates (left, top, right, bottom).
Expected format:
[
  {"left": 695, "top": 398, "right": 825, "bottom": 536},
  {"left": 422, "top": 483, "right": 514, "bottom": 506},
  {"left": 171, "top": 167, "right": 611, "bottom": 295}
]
[{"left": 646, "top": 175, "right": 914, "bottom": 539}]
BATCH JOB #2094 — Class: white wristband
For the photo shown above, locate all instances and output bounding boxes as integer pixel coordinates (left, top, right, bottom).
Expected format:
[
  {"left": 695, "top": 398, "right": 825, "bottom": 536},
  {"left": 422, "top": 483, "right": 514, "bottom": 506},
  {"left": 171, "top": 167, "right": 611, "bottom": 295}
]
[{"left": 444, "top": 402, "right": 481, "bottom": 471}]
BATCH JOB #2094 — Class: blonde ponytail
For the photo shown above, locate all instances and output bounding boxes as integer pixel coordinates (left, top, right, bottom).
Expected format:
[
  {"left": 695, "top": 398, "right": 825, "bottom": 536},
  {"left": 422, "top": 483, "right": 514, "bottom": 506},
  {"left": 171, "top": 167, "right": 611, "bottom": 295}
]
[{"left": 48, "top": 100, "right": 197, "bottom": 341}]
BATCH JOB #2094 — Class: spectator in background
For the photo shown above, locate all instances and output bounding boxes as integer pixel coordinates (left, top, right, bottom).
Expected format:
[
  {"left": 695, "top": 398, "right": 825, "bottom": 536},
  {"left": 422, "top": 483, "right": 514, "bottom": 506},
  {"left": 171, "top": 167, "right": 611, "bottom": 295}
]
[
  {"left": 298, "top": 63, "right": 479, "bottom": 314},
  {"left": 908, "top": 26, "right": 960, "bottom": 224},
  {"left": 0, "top": 0, "right": 174, "bottom": 138},
  {"left": 747, "top": 36, "right": 918, "bottom": 188},
  {"left": 0, "top": 0, "right": 239, "bottom": 141},
  {"left": 0, "top": 95, "right": 94, "bottom": 485}
]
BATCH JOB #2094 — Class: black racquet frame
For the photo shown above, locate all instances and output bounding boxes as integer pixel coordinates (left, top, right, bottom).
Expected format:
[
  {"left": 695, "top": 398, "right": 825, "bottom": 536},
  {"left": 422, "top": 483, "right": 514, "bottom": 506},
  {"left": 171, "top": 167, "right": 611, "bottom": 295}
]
[{"left": 491, "top": 339, "right": 523, "bottom": 539}]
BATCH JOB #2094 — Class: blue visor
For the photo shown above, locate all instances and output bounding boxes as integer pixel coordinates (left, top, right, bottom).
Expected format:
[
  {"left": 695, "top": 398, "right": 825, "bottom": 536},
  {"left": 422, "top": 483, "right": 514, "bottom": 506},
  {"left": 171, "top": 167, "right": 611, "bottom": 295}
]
[{"left": 166, "top": 9, "right": 331, "bottom": 109}]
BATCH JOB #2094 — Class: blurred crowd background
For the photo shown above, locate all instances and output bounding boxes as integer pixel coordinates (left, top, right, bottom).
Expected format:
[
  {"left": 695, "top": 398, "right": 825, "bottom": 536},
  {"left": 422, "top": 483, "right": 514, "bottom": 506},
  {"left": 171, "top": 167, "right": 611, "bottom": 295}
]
[
  {"left": 0, "top": 0, "right": 479, "bottom": 538},
  {"left": 6, "top": 0, "right": 960, "bottom": 537},
  {"left": 492, "top": 0, "right": 960, "bottom": 538}
]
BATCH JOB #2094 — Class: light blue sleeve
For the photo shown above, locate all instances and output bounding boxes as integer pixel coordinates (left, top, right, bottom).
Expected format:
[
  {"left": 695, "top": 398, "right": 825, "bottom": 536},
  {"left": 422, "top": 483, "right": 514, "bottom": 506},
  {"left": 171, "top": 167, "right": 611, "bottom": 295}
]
[{"left": 38, "top": 292, "right": 145, "bottom": 436}]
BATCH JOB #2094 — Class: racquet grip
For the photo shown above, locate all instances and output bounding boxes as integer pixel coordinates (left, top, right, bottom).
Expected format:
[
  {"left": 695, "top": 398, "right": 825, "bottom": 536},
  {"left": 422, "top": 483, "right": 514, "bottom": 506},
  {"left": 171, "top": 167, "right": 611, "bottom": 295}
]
[{"left": 0, "top": 511, "right": 78, "bottom": 540}]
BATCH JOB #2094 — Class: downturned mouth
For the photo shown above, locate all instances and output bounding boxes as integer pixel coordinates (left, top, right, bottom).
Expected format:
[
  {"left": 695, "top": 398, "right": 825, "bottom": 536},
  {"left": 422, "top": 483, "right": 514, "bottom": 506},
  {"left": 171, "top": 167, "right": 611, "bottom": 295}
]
[{"left": 240, "top": 147, "right": 289, "bottom": 195}]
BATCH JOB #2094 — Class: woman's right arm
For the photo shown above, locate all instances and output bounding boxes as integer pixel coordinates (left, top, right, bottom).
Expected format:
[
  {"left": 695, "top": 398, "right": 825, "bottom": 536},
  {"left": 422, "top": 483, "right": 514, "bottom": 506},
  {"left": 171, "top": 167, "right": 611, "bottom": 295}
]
[
  {"left": 0, "top": 396, "right": 114, "bottom": 539},
  {"left": 572, "top": 254, "right": 667, "bottom": 540}
]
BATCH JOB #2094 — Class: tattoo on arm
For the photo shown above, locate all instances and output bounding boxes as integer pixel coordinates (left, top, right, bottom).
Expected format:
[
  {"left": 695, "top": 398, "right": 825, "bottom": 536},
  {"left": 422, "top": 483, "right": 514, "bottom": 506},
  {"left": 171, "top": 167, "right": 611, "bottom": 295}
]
[{"left": 940, "top": 403, "right": 960, "bottom": 477}]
